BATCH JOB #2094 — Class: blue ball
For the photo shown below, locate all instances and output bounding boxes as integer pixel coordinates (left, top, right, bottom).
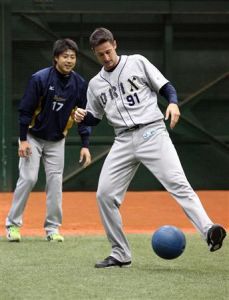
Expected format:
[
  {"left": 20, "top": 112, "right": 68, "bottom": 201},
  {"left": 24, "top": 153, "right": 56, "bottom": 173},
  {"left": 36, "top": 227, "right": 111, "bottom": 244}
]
[{"left": 151, "top": 225, "right": 186, "bottom": 259}]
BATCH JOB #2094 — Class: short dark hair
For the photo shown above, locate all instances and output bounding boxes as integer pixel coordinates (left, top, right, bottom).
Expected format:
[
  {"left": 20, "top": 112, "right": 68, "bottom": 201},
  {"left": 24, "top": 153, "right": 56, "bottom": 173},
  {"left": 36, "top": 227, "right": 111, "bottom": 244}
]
[
  {"left": 52, "top": 38, "right": 79, "bottom": 64},
  {"left": 89, "top": 28, "right": 114, "bottom": 49}
]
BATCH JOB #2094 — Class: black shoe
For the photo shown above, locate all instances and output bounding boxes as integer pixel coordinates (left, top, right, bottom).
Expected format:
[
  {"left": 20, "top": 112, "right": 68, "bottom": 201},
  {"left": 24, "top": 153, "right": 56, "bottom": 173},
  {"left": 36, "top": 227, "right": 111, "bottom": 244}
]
[
  {"left": 207, "top": 224, "right": 227, "bottom": 252},
  {"left": 95, "top": 256, "right": 131, "bottom": 268}
]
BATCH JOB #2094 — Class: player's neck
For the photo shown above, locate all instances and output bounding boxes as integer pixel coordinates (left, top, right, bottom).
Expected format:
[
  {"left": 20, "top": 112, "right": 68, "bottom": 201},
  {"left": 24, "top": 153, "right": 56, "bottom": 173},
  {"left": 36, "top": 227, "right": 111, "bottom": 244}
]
[{"left": 105, "top": 56, "right": 121, "bottom": 72}]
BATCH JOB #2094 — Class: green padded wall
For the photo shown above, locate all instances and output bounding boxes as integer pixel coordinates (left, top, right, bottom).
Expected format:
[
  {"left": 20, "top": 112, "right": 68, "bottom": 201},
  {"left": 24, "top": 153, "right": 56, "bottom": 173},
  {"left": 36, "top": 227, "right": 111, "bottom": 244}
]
[{"left": 1, "top": 0, "right": 229, "bottom": 191}]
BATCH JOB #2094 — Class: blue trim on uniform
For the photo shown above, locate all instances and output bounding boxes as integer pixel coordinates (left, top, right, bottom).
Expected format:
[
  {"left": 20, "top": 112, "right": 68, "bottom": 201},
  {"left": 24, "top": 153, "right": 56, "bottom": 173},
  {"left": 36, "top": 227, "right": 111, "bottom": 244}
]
[
  {"left": 159, "top": 82, "right": 178, "bottom": 104},
  {"left": 83, "top": 111, "right": 101, "bottom": 126}
]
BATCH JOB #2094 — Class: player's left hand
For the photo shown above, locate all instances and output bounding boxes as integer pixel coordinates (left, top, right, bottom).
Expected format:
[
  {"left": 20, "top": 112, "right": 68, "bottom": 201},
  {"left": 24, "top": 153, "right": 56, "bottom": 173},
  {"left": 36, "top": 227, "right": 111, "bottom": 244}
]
[
  {"left": 79, "top": 147, "right": 91, "bottom": 168},
  {"left": 165, "top": 103, "right": 180, "bottom": 129}
]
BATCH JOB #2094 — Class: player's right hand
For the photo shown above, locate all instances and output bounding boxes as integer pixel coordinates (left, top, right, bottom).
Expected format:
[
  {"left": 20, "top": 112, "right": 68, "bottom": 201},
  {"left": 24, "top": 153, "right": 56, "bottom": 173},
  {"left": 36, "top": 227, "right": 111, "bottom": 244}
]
[
  {"left": 18, "top": 140, "right": 32, "bottom": 158},
  {"left": 74, "top": 108, "right": 87, "bottom": 123}
]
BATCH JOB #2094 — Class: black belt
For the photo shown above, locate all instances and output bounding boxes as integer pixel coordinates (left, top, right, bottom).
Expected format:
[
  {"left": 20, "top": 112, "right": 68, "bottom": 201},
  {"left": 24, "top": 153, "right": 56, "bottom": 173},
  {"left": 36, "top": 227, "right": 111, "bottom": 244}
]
[{"left": 120, "top": 121, "right": 156, "bottom": 134}]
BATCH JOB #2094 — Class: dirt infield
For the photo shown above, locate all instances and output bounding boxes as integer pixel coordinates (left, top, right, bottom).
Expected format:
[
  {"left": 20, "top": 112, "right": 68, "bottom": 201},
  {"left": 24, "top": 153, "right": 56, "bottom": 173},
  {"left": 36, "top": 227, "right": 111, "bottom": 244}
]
[{"left": 0, "top": 191, "right": 228, "bottom": 236}]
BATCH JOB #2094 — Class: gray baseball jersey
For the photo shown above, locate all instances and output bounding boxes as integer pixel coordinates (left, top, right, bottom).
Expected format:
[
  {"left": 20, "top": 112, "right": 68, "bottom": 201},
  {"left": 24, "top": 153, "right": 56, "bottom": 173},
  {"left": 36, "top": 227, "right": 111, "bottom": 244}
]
[
  {"left": 87, "top": 55, "right": 168, "bottom": 134},
  {"left": 87, "top": 54, "right": 214, "bottom": 262}
]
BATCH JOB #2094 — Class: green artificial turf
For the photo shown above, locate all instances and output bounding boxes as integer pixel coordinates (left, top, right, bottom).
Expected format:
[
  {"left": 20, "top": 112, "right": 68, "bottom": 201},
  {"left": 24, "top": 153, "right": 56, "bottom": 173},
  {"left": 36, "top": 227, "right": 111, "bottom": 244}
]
[{"left": 0, "top": 234, "right": 228, "bottom": 300}]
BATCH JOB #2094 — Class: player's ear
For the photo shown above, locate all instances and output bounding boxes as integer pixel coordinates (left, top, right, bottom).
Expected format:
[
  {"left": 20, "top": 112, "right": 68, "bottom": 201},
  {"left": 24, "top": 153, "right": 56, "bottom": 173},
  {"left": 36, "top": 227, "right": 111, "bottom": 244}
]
[{"left": 113, "top": 40, "right": 117, "bottom": 49}]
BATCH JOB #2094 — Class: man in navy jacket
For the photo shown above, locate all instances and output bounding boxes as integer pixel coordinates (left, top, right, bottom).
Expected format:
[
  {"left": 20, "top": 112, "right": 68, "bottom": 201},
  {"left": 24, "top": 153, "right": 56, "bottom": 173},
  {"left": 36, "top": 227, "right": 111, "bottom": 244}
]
[{"left": 6, "top": 38, "right": 91, "bottom": 242}]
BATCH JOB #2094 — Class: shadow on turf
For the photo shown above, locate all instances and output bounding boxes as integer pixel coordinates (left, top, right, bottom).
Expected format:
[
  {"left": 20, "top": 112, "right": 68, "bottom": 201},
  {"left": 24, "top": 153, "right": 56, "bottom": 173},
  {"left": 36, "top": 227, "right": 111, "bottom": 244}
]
[{"left": 135, "top": 263, "right": 216, "bottom": 275}]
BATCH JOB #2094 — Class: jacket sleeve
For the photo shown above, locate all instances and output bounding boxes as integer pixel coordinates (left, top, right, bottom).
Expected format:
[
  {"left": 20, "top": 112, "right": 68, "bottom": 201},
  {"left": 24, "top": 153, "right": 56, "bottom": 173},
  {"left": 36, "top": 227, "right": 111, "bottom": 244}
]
[
  {"left": 137, "top": 55, "right": 169, "bottom": 93},
  {"left": 18, "top": 75, "right": 42, "bottom": 140}
]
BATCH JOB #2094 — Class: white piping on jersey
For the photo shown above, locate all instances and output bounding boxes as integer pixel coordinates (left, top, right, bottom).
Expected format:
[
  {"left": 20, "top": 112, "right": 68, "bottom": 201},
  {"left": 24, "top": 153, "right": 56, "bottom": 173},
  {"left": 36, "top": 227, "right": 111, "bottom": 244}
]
[
  {"left": 99, "top": 56, "right": 137, "bottom": 128},
  {"left": 117, "top": 56, "right": 138, "bottom": 128},
  {"left": 99, "top": 72, "right": 128, "bottom": 127}
]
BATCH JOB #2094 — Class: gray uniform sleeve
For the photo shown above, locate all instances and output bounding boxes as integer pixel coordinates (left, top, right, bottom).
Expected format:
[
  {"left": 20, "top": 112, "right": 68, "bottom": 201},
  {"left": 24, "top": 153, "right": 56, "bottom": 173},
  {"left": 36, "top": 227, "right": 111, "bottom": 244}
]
[
  {"left": 137, "top": 55, "right": 169, "bottom": 93},
  {"left": 86, "top": 84, "right": 104, "bottom": 120}
]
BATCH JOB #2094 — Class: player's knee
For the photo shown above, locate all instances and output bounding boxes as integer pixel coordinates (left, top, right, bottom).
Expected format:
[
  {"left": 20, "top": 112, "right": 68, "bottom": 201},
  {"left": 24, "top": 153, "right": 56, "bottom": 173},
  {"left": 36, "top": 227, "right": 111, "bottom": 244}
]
[
  {"left": 96, "top": 188, "right": 122, "bottom": 210},
  {"left": 47, "top": 171, "right": 62, "bottom": 180},
  {"left": 96, "top": 187, "right": 110, "bottom": 204},
  {"left": 166, "top": 175, "right": 194, "bottom": 198},
  {"left": 96, "top": 189, "right": 105, "bottom": 203},
  {"left": 22, "top": 175, "right": 38, "bottom": 189}
]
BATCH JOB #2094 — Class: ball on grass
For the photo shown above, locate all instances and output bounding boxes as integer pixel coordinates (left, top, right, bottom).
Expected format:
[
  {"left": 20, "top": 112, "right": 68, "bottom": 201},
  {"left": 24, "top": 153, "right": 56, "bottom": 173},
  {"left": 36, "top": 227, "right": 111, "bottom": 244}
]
[{"left": 151, "top": 225, "right": 186, "bottom": 259}]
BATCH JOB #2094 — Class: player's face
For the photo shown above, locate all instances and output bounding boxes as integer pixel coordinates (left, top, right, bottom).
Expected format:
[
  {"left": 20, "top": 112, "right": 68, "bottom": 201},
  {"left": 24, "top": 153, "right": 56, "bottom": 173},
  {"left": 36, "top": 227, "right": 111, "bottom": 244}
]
[
  {"left": 55, "top": 49, "right": 77, "bottom": 74},
  {"left": 93, "top": 41, "right": 119, "bottom": 71}
]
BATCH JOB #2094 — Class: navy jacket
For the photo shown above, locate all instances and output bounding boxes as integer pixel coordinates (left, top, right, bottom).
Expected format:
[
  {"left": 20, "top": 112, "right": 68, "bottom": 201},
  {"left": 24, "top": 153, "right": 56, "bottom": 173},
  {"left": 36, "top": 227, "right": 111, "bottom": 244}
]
[{"left": 19, "top": 67, "right": 91, "bottom": 147}]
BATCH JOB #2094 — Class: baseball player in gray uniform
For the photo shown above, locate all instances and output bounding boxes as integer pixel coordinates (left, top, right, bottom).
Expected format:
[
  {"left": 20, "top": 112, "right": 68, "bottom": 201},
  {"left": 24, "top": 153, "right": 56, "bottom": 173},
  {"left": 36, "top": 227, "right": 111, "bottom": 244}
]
[{"left": 74, "top": 28, "right": 226, "bottom": 268}]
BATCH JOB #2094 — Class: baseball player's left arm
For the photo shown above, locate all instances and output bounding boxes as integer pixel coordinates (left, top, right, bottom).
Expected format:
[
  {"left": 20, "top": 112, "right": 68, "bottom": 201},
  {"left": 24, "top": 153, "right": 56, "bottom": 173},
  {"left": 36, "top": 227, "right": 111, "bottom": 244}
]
[
  {"left": 165, "top": 103, "right": 180, "bottom": 129},
  {"left": 139, "top": 55, "right": 180, "bottom": 129},
  {"left": 74, "top": 109, "right": 101, "bottom": 126},
  {"left": 77, "top": 122, "right": 92, "bottom": 168},
  {"left": 79, "top": 147, "right": 91, "bottom": 168},
  {"left": 159, "top": 82, "right": 180, "bottom": 129}
]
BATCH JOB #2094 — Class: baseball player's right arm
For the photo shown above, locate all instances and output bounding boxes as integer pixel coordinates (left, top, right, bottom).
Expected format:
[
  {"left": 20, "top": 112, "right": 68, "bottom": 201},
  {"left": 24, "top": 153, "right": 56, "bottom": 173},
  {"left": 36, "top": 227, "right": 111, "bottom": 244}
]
[
  {"left": 18, "top": 140, "right": 32, "bottom": 157},
  {"left": 18, "top": 75, "right": 43, "bottom": 157},
  {"left": 19, "top": 75, "right": 42, "bottom": 141},
  {"left": 74, "top": 83, "right": 103, "bottom": 126}
]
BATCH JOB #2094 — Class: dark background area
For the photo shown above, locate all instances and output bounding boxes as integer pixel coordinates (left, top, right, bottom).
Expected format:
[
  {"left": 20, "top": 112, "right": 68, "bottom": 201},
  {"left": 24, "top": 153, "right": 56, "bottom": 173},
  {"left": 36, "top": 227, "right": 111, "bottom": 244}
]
[{"left": 0, "top": 0, "right": 228, "bottom": 191}]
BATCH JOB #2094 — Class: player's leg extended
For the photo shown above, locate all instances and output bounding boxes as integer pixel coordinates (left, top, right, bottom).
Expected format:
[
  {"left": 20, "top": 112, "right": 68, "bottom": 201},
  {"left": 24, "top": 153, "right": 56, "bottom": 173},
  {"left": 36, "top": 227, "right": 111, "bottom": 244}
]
[
  {"left": 6, "top": 134, "right": 42, "bottom": 227},
  {"left": 43, "top": 138, "right": 65, "bottom": 236},
  {"left": 96, "top": 134, "right": 139, "bottom": 263},
  {"left": 138, "top": 122, "right": 213, "bottom": 239}
]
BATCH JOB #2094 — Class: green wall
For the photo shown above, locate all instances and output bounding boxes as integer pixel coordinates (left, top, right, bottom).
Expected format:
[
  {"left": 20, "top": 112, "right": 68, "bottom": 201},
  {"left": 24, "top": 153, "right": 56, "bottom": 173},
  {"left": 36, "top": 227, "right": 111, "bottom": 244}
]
[{"left": 1, "top": 0, "right": 229, "bottom": 191}]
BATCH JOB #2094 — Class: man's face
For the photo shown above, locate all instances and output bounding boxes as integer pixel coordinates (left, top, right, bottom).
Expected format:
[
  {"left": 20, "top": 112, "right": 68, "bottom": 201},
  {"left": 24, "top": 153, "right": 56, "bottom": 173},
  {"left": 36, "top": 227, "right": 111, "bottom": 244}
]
[
  {"left": 55, "top": 49, "right": 76, "bottom": 74},
  {"left": 93, "top": 41, "right": 119, "bottom": 71}
]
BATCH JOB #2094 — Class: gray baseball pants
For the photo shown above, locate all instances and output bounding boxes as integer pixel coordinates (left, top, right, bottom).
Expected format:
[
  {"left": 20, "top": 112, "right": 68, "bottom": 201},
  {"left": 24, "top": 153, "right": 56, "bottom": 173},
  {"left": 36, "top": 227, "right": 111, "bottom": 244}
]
[
  {"left": 6, "top": 133, "right": 65, "bottom": 236},
  {"left": 96, "top": 120, "right": 213, "bottom": 262}
]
